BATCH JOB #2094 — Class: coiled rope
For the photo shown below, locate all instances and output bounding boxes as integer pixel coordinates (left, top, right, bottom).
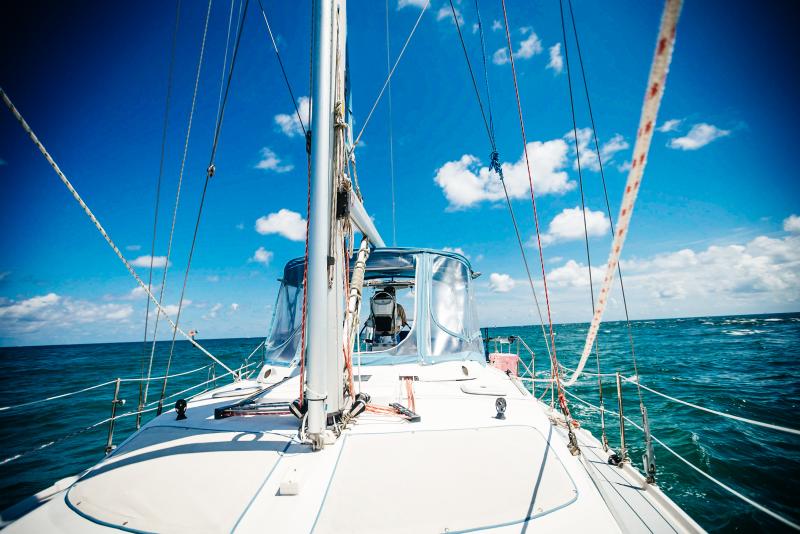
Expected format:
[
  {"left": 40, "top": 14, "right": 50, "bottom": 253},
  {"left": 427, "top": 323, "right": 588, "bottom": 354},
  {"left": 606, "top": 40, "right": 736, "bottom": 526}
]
[
  {"left": 566, "top": 0, "right": 683, "bottom": 386},
  {"left": 0, "top": 88, "right": 233, "bottom": 377}
]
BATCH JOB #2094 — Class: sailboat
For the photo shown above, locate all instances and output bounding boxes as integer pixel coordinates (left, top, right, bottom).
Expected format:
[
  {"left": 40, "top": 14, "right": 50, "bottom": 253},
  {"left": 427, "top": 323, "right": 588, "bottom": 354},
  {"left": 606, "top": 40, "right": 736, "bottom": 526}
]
[{"left": 7, "top": 0, "right": 795, "bottom": 532}]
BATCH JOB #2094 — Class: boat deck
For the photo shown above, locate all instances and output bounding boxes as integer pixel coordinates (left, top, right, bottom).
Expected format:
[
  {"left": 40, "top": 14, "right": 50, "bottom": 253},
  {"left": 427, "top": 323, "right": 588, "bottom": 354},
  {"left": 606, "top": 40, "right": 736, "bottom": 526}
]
[{"left": 4, "top": 360, "right": 703, "bottom": 533}]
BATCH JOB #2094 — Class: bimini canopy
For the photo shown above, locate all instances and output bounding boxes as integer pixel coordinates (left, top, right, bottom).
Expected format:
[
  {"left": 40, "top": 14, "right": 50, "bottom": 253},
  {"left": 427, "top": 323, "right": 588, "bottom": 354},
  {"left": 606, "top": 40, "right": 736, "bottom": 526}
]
[{"left": 264, "top": 248, "right": 484, "bottom": 366}]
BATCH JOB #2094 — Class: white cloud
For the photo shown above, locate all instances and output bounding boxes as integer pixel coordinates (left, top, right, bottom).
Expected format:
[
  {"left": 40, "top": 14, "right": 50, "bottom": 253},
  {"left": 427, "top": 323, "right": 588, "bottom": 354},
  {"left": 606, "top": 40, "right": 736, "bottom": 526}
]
[
  {"left": 255, "top": 209, "right": 307, "bottom": 241},
  {"left": 252, "top": 246, "right": 274, "bottom": 265},
  {"left": 492, "top": 47, "right": 510, "bottom": 65},
  {"left": 442, "top": 246, "right": 469, "bottom": 259},
  {"left": 783, "top": 214, "right": 800, "bottom": 233},
  {"left": 668, "top": 123, "right": 730, "bottom": 150},
  {"left": 206, "top": 275, "right": 220, "bottom": 282},
  {"left": 235, "top": 223, "right": 245, "bottom": 230},
  {"left": 230, "top": 303, "right": 240, "bottom": 312},
  {"left": 397, "top": 0, "right": 427, "bottom": 9},
  {"left": 0, "top": 293, "right": 134, "bottom": 336},
  {"left": 436, "top": 5, "right": 463, "bottom": 24},
  {"left": 471, "top": 23, "right": 479, "bottom": 34},
  {"left": 547, "top": 43, "right": 563, "bottom": 74},
  {"left": 255, "top": 147, "right": 293, "bottom": 173},
  {"left": 567, "top": 128, "right": 629, "bottom": 172},
  {"left": 274, "top": 96, "right": 310, "bottom": 138},
  {"left": 518, "top": 31, "right": 543, "bottom": 59},
  {"left": 489, "top": 273, "right": 516, "bottom": 293},
  {"left": 434, "top": 138, "right": 575, "bottom": 209},
  {"left": 204, "top": 303, "right": 223, "bottom": 320},
  {"left": 131, "top": 255, "right": 171, "bottom": 268},
  {"left": 492, "top": 30, "right": 543, "bottom": 65},
  {"left": 126, "top": 244, "right": 141, "bottom": 251},
  {"left": 540, "top": 207, "right": 610, "bottom": 246},
  {"left": 549, "top": 260, "right": 604, "bottom": 288},
  {"left": 657, "top": 118, "right": 682, "bottom": 132},
  {"left": 617, "top": 160, "right": 632, "bottom": 173},
  {"left": 491, "top": 20, "right": 502, "bottom": 31}
]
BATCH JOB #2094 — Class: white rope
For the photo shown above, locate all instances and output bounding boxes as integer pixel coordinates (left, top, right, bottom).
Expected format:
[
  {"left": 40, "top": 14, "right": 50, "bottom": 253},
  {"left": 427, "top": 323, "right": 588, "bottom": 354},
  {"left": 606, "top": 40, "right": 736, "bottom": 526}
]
[
  {"left": 566, "top": 0, "right": 683, "bottom": 386},
  {"left": 0, "top": 365, "right": 211, "bottom": 413},
  {"left": 0, "top": 87, "right": 235, "bottom": 377},
  {"left": 350, "top": 0, "right": 430, "bottom": 152},
  {"left": 563, "top": 388, "right": 800, "bottom": 530},
  {"left": 626, "top": 378, "right": 800, "bottom": 437},
  {"left": 144, "top": 0, "right": 218, "bottom": 404}
]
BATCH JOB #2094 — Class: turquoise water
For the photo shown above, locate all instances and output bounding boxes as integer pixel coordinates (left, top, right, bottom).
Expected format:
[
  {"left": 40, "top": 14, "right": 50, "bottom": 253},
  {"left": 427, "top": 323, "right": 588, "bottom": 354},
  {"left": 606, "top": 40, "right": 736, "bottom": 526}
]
[{"left": 1, "top": 313, "right": 798, "bottom": 531}]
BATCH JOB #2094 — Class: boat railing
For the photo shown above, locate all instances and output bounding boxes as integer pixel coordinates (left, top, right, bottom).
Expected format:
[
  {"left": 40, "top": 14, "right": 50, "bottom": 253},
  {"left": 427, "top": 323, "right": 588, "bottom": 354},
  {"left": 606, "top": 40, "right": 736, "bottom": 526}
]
[
  {"left": 0, "top": 359, "right": 260, "bottom": 468},
  {"left": 492, "top": 334, "right": 799, "bottom": 528}
]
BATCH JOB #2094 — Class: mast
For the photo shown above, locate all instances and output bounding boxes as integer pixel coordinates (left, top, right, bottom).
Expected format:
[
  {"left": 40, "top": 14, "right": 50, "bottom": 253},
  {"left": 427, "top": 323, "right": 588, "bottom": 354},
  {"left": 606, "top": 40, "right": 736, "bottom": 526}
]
[
  {"left": 305, "top": 0, "right": 336, "bottom": 447},
  {"left": 306, "top": 0, "right": 352, "bottom": 448}
]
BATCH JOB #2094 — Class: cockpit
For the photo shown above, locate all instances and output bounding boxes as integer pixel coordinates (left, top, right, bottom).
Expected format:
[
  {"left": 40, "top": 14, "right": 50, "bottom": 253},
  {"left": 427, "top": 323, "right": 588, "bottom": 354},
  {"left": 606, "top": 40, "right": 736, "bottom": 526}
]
[{"left": 264, "top": 248, "right": 484, "bottom": 366}]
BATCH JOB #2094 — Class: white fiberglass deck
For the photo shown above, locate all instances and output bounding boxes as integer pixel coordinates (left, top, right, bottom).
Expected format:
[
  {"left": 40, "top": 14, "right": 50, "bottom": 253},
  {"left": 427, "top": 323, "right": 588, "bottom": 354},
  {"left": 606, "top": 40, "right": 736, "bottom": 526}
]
[{"left": 5, "top": 361, "right": 703, "bottom": 533}]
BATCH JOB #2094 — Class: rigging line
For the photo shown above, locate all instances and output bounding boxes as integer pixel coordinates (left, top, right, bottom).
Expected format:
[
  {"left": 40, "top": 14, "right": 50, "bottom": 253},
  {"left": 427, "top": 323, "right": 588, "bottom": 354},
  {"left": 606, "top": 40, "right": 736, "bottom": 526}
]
[
  {"left": 257, "top": 0, "right": 306, "bottom": 136},
  {"left": 566, "top": 0, "right": 643, "bottom": 406},
  {"left": 137, "top": 0, "right": 182, "bottom": 428},
  {"left": 448, "top": 0, "right": 493, "bottom": 148},
  {"left": 565, "top": 0, "right": 683, "bottom": 387},
  {"left": 298, "top": 0, "right": 316, "bottom": 404},
  {"left": 558, "top": 0, "right": 606, "bottom": 440},
  {"left": 473, "top": 0, "right": 495, "bottom": 142},
  {"left": 499, "top": 0, "right": 564, "bottom": 405},
  {"left": 157, "top": 0, "right": 251, "bottom": 415},
  {"left": 143, "top": 0, "right": 215, "bottom": 406},
  {"left": 446, "top": 0, "right": 552, "bottom": 360},
  {"left": 215, "top": 0, "right": 237, "bottom": 125},
  {"left": 563, "top": 388, "right": 800, "bottom": 531},
  {"left": 349, "top": 0, "right": 430, "bottom": 154},
  {"left": 386, "top": 0, "right": 397, "bottom": 246},
  {"left": 0, "top": 88, "right": 233, "bottom": 376}
]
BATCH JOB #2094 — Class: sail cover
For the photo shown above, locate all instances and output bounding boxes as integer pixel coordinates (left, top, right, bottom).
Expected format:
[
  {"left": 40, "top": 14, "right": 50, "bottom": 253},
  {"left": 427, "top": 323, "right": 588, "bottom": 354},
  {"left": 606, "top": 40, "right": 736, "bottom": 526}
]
[{"left": 264, "top": 248, "right": 484, "bottom": 366}]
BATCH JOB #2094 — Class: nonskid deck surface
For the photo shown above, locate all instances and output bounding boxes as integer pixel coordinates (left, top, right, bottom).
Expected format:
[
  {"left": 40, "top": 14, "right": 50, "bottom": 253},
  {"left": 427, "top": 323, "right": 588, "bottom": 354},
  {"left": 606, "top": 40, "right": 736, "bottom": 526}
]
[{"left": 5, "top": 361, "right": 702, "bottom": 533}]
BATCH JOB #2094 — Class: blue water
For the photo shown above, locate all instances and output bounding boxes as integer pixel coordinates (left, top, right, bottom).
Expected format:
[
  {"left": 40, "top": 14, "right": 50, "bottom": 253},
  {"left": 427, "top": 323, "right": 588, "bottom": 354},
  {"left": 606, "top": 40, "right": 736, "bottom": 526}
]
[{"left": 1, "top": 314, "right": 798, "bottom": 531}]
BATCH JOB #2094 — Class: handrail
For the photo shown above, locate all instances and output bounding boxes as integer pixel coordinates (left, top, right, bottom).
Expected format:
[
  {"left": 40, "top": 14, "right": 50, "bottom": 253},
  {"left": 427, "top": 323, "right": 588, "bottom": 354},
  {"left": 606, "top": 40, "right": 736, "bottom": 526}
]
[
  {"left": 0, "top": 360, "right": 261, "bottom": 467},
  {"left": 561, "top": 387, "right": 800, "bottom": 530},
  {"left": 557, "top": 362, "right": 800, "bottom": 437},
  {"left": 0, "top": 364, "right": 212, "bottom": 413},
  {"left": 622, "top": 378, "right": 800, "bottom": 437}
]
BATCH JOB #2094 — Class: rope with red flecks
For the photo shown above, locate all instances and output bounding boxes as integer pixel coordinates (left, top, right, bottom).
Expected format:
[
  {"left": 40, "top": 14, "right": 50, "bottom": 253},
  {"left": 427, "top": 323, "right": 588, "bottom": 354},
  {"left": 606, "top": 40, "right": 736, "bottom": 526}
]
[{"left": 565, "top": 0, "right": 683, "bottom": 387}]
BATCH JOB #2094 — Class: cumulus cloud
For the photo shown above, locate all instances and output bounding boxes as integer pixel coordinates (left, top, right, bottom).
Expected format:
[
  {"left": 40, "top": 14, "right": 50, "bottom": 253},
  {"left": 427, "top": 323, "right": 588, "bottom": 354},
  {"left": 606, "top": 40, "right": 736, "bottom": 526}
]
[
  {"left": 255, "top": 147, "right": 293, "bottom": 173},
  {"left": 436, "top": 5, "right": 462, "bottom": 24},
  {"left": 252, "top": 246, "right": 274, "bottom": 265},
  {"left": 489, "top": 273, "right": 516, "bottom": 293},
  {"left": 668, "top": 123, "right": 730, "bottom": 150},
  {"left": 434, "top": 138, "right": 575, "bottom": 209},
  {"left": 491, "top": 20, "right": 502, "bottom": 31},
  {"left": 255, "top": 209, "right": 307, "bottom": 241},
  {"left": 274, "top": 97, "right": 310, "bottom": 138},
  {"left": 204, "top": 303, "right": 223, "bottom": 320},
  {"left": 621, "top": 234, "right": 800, "bottom": 301},
  {"left": 783, "top": 214, "right": 800, "bottom": 233},
  {"left": 540, "top": 207, "right": 610, "bottom": 246},
  {"left": 442, "top": 246, "right": 469, "bottom": 259},
  {"left": 492, "top": 29, "right": 542, "bottom": 65},
  {"left": 397, "top": 0, "right": 427, "bottom": 8},
  {"left": 0, "top": 293, "right": 134, "bottom": 336},
  {"left": 548, "top": 260, "right": 605, "bottom": 288},
  {"left": 547, "top": 43, "right": 563, "bottom": 74},
  {"left": 126, "top": 244, "right": 142, "bottom": 251},
  {"left": 657, "top": 118, "right": 682, "bottom": 132},
  {"left": 131, "top": 255, "right": 171, "bottom": 268},
  {"left": 230, "top": 303, "right": 240, "bottom": 312},
  {"left": 567, "top": 128, "right": 629, "bottom": 172}
]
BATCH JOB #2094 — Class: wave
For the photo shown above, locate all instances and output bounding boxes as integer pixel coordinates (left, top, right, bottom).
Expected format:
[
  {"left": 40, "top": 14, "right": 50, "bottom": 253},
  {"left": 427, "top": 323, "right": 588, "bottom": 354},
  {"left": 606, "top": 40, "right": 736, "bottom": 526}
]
[{"left": 723, "top": 329, "right": 767, "bottom": 336}]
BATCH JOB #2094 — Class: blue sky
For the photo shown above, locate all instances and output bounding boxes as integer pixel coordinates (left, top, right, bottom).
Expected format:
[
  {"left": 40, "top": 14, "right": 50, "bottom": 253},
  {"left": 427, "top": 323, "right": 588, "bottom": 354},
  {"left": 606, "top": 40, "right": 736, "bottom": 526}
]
[{"left": 0, "top": 0, "right": 798, "bottom": 346}]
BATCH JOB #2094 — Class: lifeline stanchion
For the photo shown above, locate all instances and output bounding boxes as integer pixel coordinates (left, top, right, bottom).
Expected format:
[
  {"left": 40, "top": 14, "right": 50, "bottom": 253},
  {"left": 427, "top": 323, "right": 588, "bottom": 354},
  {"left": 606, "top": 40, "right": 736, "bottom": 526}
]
[
  {"left": 105, "top": 378, "right": 123, "bottom": 454},
  {"left": 616, "top": 372, "right": 627, "bottom": 463}
]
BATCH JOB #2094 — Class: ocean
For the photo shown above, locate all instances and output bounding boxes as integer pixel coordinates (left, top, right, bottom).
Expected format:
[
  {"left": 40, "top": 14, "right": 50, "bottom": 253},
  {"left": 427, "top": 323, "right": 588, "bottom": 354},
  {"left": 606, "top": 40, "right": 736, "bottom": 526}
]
[{"left": 1, "top": 313, "right": 798, "bottom": 531}]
